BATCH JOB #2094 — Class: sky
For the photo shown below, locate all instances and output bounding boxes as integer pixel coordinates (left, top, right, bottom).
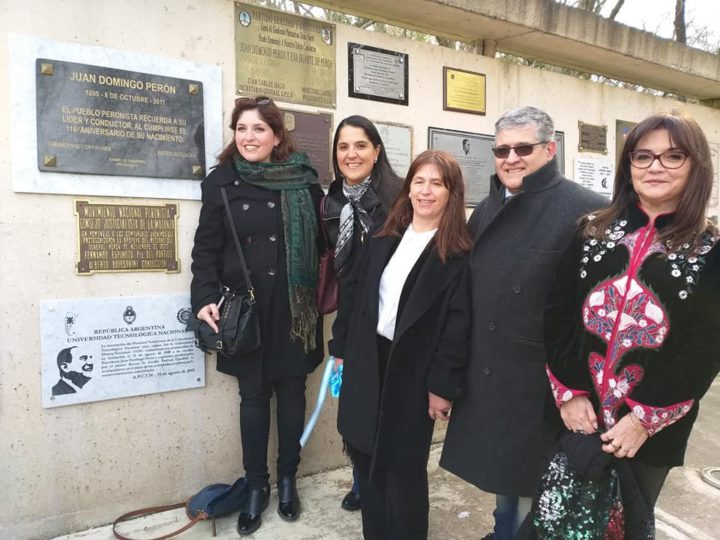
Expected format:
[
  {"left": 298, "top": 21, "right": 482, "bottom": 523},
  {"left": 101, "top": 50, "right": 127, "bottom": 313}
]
[{"left": 600, "top": 0, "right": 720, "bottom": 51}]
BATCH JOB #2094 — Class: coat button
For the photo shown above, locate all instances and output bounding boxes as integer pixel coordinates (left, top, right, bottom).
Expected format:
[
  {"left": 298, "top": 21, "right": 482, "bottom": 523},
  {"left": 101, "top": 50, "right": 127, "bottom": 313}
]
[
  {"left": 487, "top": 322, "right": 496, "bottom": 331},
  {"left": 242, "top": 203, "right": 250, "bottom": 211},
  {"left": 246, "top": 236, "right": 253, "bottom": 244},
  {"left": 512, "top": 285, "right": 522, "bottom": 294},
  {"left": 268, "top": 268, "right": 276, "bottom": 276},
  {"left": 234, "top": 180, "right": 240, "bottom": 186},
  {"left": 483, "top": 366, "right": 491, "bottom": 376},
  {"left": 269, "top": 234, "right": 277, "bottom": 242},
  {"left": 267, "top": 201, "right": 275, "bottom": 209}
]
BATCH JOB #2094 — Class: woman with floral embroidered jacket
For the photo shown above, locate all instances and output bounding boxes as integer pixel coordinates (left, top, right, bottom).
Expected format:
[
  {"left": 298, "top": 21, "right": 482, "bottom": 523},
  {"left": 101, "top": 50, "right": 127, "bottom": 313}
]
[{"left": 544, "top": 112, "right": 720, "bottom": 529}]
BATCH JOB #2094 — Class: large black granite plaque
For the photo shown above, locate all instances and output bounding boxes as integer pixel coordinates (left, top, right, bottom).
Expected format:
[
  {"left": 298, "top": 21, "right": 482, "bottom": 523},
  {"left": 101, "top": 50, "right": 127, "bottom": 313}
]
[{"left": 36, "top": 59, "right": 205, "bottom": 179}]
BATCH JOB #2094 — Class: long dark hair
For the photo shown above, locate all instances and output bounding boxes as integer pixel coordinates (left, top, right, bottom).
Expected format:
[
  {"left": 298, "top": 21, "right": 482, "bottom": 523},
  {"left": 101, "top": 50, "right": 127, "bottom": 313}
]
[
  {"left": 583, "top": 112, "right": 716, "bottom": 251},
  {"left": 379, "top": 150, "right": 472, "bottom": 263},
  {"left": 217, "top": 96, "right": 296, "bottom": 165},
  {"left": 331, "top": 115, "right": 403, "bottom": 210}
]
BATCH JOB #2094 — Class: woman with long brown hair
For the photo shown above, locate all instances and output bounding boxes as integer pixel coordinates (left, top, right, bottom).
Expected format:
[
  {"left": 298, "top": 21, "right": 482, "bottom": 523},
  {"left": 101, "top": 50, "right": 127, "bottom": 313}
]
[
  {"left": 191, "top": 96, "right": 323, "bottom": 535},
  {"left": 333, "top": 150, "right": 472, "bottom": 539}
]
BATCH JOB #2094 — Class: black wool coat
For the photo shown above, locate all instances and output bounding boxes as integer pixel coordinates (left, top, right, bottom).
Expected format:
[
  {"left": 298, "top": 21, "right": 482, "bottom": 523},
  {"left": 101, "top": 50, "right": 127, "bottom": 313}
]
[
  {"left": 334, "top": 234, "right": 470, "bottom": 475},
  {"left": 440, "top": 159, "right": 608, "bottom": 496},
  {"left": 190, "top": 161, "right": 323, "bottom": 383}
]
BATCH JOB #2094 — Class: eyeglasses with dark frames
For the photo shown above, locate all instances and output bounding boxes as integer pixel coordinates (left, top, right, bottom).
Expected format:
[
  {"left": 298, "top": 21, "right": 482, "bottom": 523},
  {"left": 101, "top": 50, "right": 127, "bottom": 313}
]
[
  {"left": 629, "top": 149, "right": 688, "bottom": 169},
  {"left": 235, "top": 96, "right": 273, "bottom": 107},
  {"left": 491, "top": 141, "right": 549, "bottom": 159}
]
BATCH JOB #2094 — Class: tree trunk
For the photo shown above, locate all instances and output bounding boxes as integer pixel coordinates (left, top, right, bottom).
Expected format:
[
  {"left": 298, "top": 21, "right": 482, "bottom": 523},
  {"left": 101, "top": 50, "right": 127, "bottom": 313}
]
[{"left": 674, "top": 0, "right": 686, "bottom": 44}]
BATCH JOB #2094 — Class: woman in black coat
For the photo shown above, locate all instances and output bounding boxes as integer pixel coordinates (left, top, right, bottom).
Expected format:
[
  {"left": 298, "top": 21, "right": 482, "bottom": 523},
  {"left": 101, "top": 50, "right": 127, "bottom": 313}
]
[
  {"left": 323, "top": 115, "right": 403, "bottom": 509},
  {"left": 334, "top": 150, "right": 473, "bottom": 540},
  {"left": 190, "top": 96, "right": 323, "bottom": 536}
]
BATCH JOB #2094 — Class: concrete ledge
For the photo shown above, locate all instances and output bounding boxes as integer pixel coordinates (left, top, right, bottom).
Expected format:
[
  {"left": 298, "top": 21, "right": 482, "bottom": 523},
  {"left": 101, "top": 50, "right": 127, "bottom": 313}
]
[{"left": 311, "top": 0, "right": 720, "bottom": 101}]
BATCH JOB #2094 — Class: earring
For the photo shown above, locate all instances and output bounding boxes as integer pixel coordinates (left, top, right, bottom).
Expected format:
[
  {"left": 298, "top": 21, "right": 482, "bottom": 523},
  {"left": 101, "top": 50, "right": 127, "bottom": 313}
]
[{"left": 374, "top": 158, "right": 377, "bottom": 164}]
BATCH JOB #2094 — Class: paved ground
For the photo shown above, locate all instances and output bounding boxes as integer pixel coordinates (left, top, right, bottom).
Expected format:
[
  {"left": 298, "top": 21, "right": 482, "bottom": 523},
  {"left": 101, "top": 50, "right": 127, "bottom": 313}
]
[{"left": 53, "top": 379, "right": 720, "bottom": 540}]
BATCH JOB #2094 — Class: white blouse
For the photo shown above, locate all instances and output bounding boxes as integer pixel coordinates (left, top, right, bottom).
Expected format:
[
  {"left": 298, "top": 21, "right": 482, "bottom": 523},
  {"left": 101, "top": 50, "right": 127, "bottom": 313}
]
[{"left": 377, "top": 225, "right": 437, "bottom": 340}]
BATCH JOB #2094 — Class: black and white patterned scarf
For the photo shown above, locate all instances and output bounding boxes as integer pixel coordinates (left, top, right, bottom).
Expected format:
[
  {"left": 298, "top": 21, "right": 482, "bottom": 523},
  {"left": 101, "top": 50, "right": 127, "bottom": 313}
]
[{"left": 334, "top": 176, "right": 373, "bottom": 272}]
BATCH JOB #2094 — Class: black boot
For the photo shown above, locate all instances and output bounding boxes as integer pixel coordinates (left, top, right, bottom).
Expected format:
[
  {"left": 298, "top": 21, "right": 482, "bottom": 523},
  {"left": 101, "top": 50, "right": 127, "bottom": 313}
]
[
  {"left": 237, "top": 484, "right": 270, "bottom": 536},
  {"left": 341, "top": 489, "right": 361, "bottom": 511},
  {"left": 277, "top": 475, "right": 301, "bottom": 521}
]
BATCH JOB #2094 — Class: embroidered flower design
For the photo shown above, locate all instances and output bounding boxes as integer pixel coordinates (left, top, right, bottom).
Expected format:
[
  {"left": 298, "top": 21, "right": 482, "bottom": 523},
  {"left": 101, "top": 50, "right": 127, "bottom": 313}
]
[
  {"left": 679, "top": 290, "right": 688, "bottom": 300},
  {"left": 671, "top": 269, "right": 681, "bottom": 277}
]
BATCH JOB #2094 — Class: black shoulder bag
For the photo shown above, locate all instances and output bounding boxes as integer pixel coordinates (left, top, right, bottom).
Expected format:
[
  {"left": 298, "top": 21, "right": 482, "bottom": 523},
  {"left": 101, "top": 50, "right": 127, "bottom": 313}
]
[{"left": 193, "top": 187, "right": 261, "bottom": 356}]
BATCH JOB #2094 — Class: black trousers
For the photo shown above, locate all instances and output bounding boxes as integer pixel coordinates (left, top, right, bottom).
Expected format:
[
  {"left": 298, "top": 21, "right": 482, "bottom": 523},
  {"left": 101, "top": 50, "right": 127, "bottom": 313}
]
[
  {"left": 237, "top": 374, "right": 307, "bottom": 488},
  {"left": 624, "top": 459, "right": 670, "bottom": 538},
  {"left": 352, "top": 449, "right": 430, "bottom": 540},
  {"left": 350, "top": 335, "right": 430, "bottom": 540}
]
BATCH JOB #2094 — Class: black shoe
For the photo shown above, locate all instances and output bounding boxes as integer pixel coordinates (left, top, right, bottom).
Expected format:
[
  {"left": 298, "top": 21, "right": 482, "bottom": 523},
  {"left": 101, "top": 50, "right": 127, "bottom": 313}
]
[
  {"left": 237, "top": 484, "right": 270, "bottom": 536},
  {"left": 277, "top": 475, "right": 301, "bottom": 521},
  {"left": 341, "top": 490, "right": 361, "bottom": 511}
]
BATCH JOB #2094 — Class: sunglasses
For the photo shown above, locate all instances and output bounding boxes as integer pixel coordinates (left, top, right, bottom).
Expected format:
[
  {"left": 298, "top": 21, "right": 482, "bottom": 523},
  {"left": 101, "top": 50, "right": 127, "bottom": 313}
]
[
  {"left": 235, "top": 96, "right": 273, "bottom": 107},
  {"left": 629, "top": 150, "right": 688, "bottom": 169},
  {"left": 491, "top": 141, "right": 549, "bottom": 159}
]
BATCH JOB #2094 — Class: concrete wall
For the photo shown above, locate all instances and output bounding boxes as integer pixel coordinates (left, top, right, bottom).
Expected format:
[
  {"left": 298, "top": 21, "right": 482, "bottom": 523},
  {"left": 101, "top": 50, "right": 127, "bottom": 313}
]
[{"left": 1, "top": 1, "right": 719, "bottom": 538}]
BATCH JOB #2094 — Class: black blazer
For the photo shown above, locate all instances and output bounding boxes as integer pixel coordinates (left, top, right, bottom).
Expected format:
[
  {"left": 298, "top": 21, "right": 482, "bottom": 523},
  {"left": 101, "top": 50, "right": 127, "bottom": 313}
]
[{"left": 335, "top": 234, "right": 470, "bottom": 474}]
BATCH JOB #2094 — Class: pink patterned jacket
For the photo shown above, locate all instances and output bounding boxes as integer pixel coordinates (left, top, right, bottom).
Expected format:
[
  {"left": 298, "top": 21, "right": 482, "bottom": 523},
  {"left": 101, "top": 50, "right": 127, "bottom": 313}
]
[{"left": 545, "top": 203, "right": 720, "bottom": 466}]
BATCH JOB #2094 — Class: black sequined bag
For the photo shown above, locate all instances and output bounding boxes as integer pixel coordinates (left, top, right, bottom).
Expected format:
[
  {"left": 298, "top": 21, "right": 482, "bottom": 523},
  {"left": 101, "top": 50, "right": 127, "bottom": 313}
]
[{"left": 530, "top": 433, "right": 624, "bottom": 540}]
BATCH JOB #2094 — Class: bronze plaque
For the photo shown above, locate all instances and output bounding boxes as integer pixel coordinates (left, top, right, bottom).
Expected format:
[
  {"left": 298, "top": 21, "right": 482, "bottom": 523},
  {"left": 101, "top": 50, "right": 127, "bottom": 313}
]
[
  {"left": 578, "top": 121, "right": 608, "bottom": 154},
  {"left": 75, "top": 201, "right": 179, "bottom": 274},
  {"left": 36, "top": 59, "right": 205, "bottom": 179},
  {"left": 443, "top": 67, "right": 486, "bottom": 115},
  {"left": 234, "top": 3, "right": 336, "bottom": 108},
  {"left": 283, "top": 109, "right": 333, "bottom": 187}
]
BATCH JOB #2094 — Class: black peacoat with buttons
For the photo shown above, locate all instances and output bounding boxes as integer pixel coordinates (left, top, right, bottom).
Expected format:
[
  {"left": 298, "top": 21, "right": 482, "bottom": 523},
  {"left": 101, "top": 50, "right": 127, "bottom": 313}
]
[
  {"left": 440, "top": 159, "right": 608, "bottom": 496},
  {"left": 190, "top": 161, "right": 323, "bottom": 383}
]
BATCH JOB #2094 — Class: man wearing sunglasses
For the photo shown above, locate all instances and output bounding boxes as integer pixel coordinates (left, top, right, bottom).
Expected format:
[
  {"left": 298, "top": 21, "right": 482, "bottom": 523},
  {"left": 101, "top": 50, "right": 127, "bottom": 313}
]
[{"left": 441, "top": 106, "right": 607, "bottom": 540}]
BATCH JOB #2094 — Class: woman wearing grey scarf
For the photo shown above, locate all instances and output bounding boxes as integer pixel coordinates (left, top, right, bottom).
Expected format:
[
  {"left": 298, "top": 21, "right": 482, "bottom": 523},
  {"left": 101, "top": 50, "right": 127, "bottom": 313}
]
[{"left": 322, "top": 115, "right": 403, "bottom": 511}]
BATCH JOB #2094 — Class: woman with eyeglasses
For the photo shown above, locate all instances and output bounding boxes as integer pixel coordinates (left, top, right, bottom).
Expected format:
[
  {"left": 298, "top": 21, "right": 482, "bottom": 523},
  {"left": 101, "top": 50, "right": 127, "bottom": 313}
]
[
  {"left": 543, "top": 112, "right": 720, "bottom": 534},
  {"left": 190, "top": 96, "right": 323, "bottom": 536},
  {"left": 323, "top": 115, "right": 403, "bottom": 511}
]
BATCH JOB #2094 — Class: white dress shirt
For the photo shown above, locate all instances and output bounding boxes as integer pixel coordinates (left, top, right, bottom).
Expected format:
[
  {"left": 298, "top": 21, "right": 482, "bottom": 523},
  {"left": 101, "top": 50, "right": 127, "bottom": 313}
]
[{"left": 377, "top": 225, "right": 437, "bottom": 340}]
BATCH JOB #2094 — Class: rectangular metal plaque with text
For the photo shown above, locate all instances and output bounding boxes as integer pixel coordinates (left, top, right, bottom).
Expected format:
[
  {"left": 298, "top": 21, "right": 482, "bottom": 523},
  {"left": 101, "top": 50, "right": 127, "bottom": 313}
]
[
  {"left": 578, "top": 121, "right": 608, "bottom": 154},
  {"left": 283, "top": 109, "right": 333, "bottom": 187},
  {"left": 36, "top": 59, "right": 205, "bottom": 179},
  {"left": 375, "top": 121, "right": 413, "bottom": 178},
  {"left": 348, "top": 43, "right": 408, "bottom": 106},
  {"left": 75, "top": 200, "right": 179, "bottom": 274},
  {"left": 443, "top": 67, "right": 486, "bottom": 115},
  {"left": 235, "top": 3, "right": 336, "bottom": 108},
  {"left": 428, "top": 127, "right": 494, "bottom": 205}
]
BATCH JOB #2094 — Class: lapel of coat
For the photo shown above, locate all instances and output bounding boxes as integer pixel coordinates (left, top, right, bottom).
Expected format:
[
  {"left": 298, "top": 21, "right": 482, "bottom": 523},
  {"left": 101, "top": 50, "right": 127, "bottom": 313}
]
[{"left": 393, "top": 249, "right": 464, "bottom": 340}]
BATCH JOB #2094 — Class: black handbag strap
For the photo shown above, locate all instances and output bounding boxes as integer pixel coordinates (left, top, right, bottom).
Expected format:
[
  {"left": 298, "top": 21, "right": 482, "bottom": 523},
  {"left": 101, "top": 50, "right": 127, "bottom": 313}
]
[{"left": 220, "top": 186, "right": 255, "bottom": 301}]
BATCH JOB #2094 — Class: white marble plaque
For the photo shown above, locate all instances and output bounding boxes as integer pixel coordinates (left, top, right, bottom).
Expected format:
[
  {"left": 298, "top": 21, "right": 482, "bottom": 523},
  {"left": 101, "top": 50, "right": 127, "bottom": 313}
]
[
  {"left": 41, "top": 294, "right": 204, "bottom": 408},
  {"left": 375, "top": 121, "right": 412, "bottom": 178},
  {"left": 9, "top": 34, "right": 223, "bottom": 200},
  {"left": 574, "top": 157, "right": 614, "bottom": 199}
]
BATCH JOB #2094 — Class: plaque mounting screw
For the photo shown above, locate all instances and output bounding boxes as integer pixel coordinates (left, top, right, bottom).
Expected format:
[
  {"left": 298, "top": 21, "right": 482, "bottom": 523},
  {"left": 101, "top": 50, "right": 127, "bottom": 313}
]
[
  {"left": 40, "top": 63, "right": 54, "bottom": 76},
  {"left": 188, "top": 83, "right": 200, "bottom": 95},
  {"left": 44, "top": 154, "right": 57, "bottom": 167}
]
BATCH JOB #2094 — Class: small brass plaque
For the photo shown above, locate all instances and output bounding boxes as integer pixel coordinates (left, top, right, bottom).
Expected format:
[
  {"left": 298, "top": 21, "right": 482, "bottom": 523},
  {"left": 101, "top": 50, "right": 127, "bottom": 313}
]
[
  {"left": 443, "top": 67, "right": 486, "bottom": 116},
  {"left": 75, "top": 200, "right": 180, "bottom": 274},
  {"left": 578, "top": 121, "right": 608, "bottom": 154}
]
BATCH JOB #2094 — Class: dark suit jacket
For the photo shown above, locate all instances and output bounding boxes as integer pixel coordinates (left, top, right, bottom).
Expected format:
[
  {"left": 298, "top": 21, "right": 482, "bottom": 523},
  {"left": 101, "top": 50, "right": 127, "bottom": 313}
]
[
  {"left": 52, "top": 379, "right": 76, "bottom": 396},
  {"left": 334, "top": 234, "right": 470, "bottom": 475}
]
